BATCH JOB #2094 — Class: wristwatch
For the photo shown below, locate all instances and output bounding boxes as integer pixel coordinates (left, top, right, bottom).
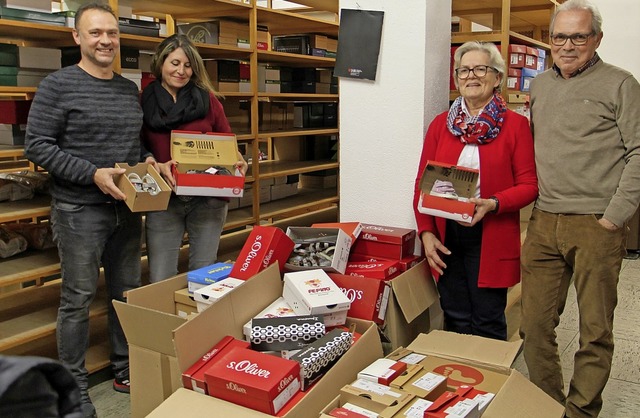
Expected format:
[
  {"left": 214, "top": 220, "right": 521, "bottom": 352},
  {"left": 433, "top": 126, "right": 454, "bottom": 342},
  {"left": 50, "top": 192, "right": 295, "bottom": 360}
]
[{"left": 489, "top": 196, "right": 500, "bottom": 214}]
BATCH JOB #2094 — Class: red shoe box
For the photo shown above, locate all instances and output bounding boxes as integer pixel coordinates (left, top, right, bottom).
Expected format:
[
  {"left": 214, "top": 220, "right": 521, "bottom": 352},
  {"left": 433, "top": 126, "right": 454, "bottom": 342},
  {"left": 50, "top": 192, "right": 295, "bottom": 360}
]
[
  {"left": 230, "top": 226, "right": 295, "bottom": 280},
  {"left": 455, "top": 385, "right": 495, "bottom": 414},
  {"left": 424, "top": 390, "right": 480, "bottom": 418},
  {"left": 508, "top": 44, "right": 527, "bottom": 69},
  {"left": 351, "top": 223, "right": 416, "bottom": 260},
  {"left": 344, "top": 260, "right": 401, "bottom": 280},
  {"left": 328, "top": 273, "right": 390, "bottom": 325},
  {"left": 312, "top": 221, "right": 363, "bottom": 242},
  {"left": 348, "top": 253, "right": 424, "bottom": 273},
  {"left": 205, "top": 347, "right": 301, "bottom": 415},
  {"left": 181, "top": 336, "right": 250, "bottom": 394}
]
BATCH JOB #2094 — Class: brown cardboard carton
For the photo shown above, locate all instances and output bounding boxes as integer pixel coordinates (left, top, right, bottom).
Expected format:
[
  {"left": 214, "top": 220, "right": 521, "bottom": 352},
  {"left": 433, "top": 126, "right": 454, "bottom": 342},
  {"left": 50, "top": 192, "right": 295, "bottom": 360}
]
[
  {"left": 146, "top": 316, "right": 383, "bottom": 417},
  {"left": 115, "top": 163, "right": 171, "bottom": 212},
  {"left": 382, "top": 260, "right": 441, "bottom": 349},
  {"left": 405, "top": 331, "right": 565, "bottom": 417},
  {"left": 113, "top": 264, "right": 284, "bottom": 418}
]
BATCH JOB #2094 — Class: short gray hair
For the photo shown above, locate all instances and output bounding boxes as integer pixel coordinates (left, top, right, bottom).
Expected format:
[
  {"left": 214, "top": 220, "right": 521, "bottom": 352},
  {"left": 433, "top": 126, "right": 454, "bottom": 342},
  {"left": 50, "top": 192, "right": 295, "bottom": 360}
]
[
  {"left": 550, "top": 0, "right": 603, "bottom": 35},
  {"left": 453, "top": 41, "right": 505, "bottom": 92}
]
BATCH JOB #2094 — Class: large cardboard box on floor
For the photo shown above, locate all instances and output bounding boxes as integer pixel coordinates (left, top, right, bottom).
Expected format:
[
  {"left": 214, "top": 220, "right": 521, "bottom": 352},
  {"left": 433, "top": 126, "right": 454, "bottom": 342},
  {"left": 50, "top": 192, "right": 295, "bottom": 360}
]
[
  {"left": 115, "top": 263, "right": 384, "bottom": 418},
  {"left": 382, "top": 260, "right": 442, "bottom": 349},
  {"left": 404, "top": 330, "right": 565, "bottom": 417},
  {"left": 114, "top": 265, "right": 280, "bottom": 417},
  {"left": 147, "top": 317, "right": 382, "bottom": 418}
]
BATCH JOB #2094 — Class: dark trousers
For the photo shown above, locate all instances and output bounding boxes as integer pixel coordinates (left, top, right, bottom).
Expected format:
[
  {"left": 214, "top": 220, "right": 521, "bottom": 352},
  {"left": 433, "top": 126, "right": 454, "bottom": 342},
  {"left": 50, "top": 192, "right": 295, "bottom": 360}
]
[{"left": 437, "top": 220, "right": 508, "bottom": 340}]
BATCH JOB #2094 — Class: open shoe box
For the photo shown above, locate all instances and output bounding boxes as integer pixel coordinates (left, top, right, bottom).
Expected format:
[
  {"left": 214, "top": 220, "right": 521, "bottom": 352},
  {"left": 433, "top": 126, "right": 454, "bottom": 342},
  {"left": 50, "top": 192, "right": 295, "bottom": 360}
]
[
  {"left": 401, "top": 330, "right": 565, "bottom": 417},
  {"left": 115, "top": 263, "right": 384, "bottom": 418},
  {"left": 170, "top": 130, "right": 245, "bottom": 197},
  {"left": 115, "top": 162, "right": 171, "bottom": 212}
]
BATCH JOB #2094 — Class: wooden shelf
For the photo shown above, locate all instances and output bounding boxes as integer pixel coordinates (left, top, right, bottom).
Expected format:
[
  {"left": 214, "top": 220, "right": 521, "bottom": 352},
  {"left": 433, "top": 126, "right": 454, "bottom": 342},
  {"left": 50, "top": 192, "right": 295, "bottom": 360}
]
[
  {"left": 259, "top": 92, "right": 338, "bottom": 100},
  {"left": 130, "top": 0, "right": 252, "bottom": 20},
  {"left": 257, "top": 50, "right": 335, "bottom": 67},
  {"left": 0, "top": 195, "right": 51, "bottom": 223},
  {"left": 0, "top": 19, "right": 74, "bottom": 45},
  {"left": 257, "top": 159, "right": 338, "bottom": 178},
  {"left": 259, "top": 186, "right": 337, "bottom": 220},
  {"left": 258, "top": 128, "right": 338, "bottom": 139},
  {"left": 0, "top": 248, "right": 60, "bottom": 289},
  {"left": 256, "top": 7, "right": 339, "bottom": 37}
]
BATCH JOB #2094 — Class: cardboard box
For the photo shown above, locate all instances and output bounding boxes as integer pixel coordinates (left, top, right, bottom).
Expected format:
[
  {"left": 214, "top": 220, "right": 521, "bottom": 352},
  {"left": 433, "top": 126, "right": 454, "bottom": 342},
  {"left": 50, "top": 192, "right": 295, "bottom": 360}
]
[
  {"left": 524, "top": 46, "right": 538, "bottom": 70},
  {"left": 115, "top": 163, "right": 171, "bottom": 212},
  {"left": 283, "top": 269, "right": 351, "bottom": 326},
  {"left": 508, "top": 44, "right": 526, "bottom": 68},
  {"left": 340, "top": 380, "right": 415, "bottom": 417},
  {"left": 351, "top": 223, "right": 416, "bottom": 260},
  {"left": 177, "top": 21, "right": 219, "bottom": 45},
  {"left": 507, "top": 68, "right": 522, "bottom": 91},
  {"left": 417, "top": 160, "right": 479, "bottom": 224},
  {"left": 357, "top": 359, "right": 407, "bottom": 385},
  {"left": 187, "top": 262, "right": 234, "bottom": 294},
  {"left": 249, "top": 315, "right": 325, "bottom": 351},
  {"left": 313, "top": 222, "right": 362, "bottom": 243},
  {"left": 229, "top": 225, "right": 295, "bottom": 280},
  {"left": 242, "top": 296, "right": 296, "bottom": 339},
  {"left": 380, "top": 261, "right": 441, "bottom": 349},
  {"left": 174, "top": 288, "right": 197, "bottom": 318},
  {"left": 204, "top": 347, "right": 301, "bottom": 415},
  {"left": 388, "top": 365, "right": 448, "bottom": 401},
  {"left": 170, "top": 130, "right": 245, "bottom": 197},
  {"left": 389, "top": 397, "right": 434, "bottom": 418},
  {"left": 536, "top": 48, "right": 547, "bottom": 72},
  {"left": 520, "top": 67, "right": 540, "bottom": 93},
  {"left": 181, "top": 336, "right": 250, "bottom": 395},
  {"left": 344, "top": 260, "right": 401, "bottom": 280},
  {"left": 116, "top": 263, "right": 383, "bottom": 418},
  {"left": 327, "top": 273, "right": 390, "bottom": 325},
  {"left": 145, "top": 320, "right": 382, "bottom": 417},
  {"left": 285, "top": 227, "right": 352, "bottom": 274},
  {"left": 405, "top": 331, "right": 565, "bottom": 417},
  {"left": 194, "top": 277, "right": 245, "bottom": 312}
]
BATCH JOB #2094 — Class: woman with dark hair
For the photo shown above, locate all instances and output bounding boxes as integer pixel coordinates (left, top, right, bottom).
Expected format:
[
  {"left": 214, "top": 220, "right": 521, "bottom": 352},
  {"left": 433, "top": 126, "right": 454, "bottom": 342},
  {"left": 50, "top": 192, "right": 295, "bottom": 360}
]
[{"left": 142, "top": 34, "right": 248, "bottom": 283}]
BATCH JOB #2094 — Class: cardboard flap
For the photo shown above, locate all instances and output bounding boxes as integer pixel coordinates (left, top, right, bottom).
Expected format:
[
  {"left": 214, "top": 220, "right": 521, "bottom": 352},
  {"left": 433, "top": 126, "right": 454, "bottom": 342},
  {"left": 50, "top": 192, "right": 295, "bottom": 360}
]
[
  {"left": 407, "top": 330, "right": 522, "bottom": 373},
  {"left": 390, "top": 261, "right": 439, "bottom": 323},
  {"left": 483, "top": 370, "right": 564, "bottom": 418},
  {"left": 113, "top": 300, "right": 187, "bottom": 355},
  {"left": 127, "top": 273, "right": 187, "bottom": 311},
  {"left": 147, "top": 388, "right": 272, "bottom": 417},
  {"left": 173, "top": 263, "right": 283, "bottom": 373}
]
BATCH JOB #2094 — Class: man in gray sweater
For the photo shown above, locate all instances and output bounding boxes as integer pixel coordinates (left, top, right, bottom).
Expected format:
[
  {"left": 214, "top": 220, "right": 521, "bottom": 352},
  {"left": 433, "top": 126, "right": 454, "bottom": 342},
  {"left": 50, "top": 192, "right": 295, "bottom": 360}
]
[
  {"left": 520, "top": 1, "right": 640, "bottom": 417},
  {"left": 25, "top": 3, "right": 152, "bottom": 417}
]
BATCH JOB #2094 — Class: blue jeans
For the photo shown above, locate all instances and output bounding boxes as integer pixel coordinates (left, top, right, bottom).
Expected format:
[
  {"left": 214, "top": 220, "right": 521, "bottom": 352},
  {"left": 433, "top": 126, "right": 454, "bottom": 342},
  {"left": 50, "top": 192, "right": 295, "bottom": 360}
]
[
  {"left": 145, "top": 195, "right": 228, "bottom": 283},
  {"left": 437, "top": 220, "right": 508, "bottom": 340},
  {"left": 50, "top": 199, "right": 142, "bottom": 403}
]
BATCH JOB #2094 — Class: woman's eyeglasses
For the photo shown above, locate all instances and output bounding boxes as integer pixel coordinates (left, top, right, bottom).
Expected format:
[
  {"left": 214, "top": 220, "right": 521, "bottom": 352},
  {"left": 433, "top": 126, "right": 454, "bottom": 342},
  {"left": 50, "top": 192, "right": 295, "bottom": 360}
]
[{"left": 455, "top": 65, "right": 498, "bottom": 80}]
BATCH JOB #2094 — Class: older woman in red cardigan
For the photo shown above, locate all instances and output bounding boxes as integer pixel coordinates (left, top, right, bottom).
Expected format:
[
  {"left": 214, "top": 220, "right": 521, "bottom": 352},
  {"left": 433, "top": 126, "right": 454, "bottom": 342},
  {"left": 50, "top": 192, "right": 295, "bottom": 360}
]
[{"left": 413, "top": 41, "right": 538, "bottom": 340}]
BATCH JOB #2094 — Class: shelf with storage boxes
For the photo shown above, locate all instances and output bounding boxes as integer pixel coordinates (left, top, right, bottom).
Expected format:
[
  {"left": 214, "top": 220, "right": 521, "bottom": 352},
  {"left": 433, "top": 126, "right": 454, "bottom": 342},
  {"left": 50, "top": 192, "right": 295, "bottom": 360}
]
[
  {"left": 0, "top": 0, "right": 341, "bottom": 373},
  {"left": 450, "top": 0, "right": 558, "bottom": 113}
]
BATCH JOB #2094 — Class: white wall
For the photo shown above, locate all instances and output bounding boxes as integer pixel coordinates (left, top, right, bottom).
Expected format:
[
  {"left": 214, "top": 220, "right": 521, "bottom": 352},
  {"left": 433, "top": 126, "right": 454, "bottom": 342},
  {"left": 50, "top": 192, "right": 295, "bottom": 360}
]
[
  {"left": 591, "top": 0, "right": 640, "bottom": 79},
  {"left": 338, "top": 0, "right": 451, "bottom": 230}
]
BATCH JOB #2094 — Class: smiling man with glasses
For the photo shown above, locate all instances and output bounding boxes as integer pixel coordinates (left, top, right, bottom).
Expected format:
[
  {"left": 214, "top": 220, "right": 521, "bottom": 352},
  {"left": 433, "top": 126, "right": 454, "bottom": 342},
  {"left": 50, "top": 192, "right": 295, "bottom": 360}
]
[{"left": 520, "top": 1, "right": 640, "bottom": 417}]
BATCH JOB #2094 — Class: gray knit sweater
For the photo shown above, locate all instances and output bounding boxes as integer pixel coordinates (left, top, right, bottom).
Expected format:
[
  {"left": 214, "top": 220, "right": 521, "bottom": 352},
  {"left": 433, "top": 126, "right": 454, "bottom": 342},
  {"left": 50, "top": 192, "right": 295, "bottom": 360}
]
[
  {"left": 25, "top": 65, "right": 144, "bottom": 204},
  {"left": 530, "top": 60, "right": 640, "bottom": 227}
]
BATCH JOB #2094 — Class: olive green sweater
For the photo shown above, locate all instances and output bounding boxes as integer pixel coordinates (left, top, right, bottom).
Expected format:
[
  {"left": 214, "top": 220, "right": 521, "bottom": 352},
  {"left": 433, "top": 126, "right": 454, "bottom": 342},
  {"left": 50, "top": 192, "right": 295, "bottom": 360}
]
[{"left": 530, "top": 60, "right": 640, "bottom": 227}]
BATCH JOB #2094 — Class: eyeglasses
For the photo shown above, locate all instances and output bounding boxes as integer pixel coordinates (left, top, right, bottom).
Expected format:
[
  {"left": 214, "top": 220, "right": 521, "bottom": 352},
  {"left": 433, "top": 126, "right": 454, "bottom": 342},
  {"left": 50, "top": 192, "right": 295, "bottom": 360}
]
[
  {"left": 455, "top": 65, "right": 498, "bottom": 80},
  {"left": 550, "top": 32, "right": 594, "bottom": 46}
]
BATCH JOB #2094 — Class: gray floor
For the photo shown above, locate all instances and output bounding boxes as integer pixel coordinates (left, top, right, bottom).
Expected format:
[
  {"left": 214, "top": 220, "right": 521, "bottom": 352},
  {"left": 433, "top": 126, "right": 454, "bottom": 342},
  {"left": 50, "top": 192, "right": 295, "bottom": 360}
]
[{"left": 89, "top": 258, "right": 640, "bottom": 417}]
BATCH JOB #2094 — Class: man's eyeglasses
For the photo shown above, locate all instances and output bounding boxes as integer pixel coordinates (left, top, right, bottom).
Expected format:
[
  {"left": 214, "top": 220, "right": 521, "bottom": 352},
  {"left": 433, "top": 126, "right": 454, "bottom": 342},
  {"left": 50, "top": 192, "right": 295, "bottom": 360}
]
[
  {"left": 550, "top": 32, "right": 594, "bottom": 46},
  {"left": 455, "top": 65, "right": 498, "bottom": 80}
]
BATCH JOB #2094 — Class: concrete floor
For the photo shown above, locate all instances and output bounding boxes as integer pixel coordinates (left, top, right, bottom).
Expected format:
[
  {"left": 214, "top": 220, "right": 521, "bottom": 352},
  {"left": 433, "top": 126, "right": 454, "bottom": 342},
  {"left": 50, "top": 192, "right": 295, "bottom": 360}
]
[{"left": 89, "top": 258, "right": 640, "bottom": 417}]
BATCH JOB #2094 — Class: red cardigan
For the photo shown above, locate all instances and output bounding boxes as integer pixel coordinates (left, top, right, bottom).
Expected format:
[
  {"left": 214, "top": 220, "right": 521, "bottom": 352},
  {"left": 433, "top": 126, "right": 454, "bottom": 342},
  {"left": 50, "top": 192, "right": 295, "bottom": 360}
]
[
  {"left": 141, "top": 93, "right": 231, "bottom": 163},
  {"left": 413, "top": 109, "right": 538, "bottom": 288}
]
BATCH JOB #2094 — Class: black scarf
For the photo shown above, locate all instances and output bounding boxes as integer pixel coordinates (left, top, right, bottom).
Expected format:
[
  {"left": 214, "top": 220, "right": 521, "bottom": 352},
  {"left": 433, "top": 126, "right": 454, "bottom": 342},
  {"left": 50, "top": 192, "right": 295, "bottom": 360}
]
[{"left": 141, "top": 80, "right": 209, "bottom": 132}]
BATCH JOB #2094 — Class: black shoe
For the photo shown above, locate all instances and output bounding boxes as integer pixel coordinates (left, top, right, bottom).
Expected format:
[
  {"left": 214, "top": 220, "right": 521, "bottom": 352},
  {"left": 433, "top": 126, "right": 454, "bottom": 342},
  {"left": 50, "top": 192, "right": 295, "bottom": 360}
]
[{"left": 113, "top": 371, "right": 130, "bottom": 394}]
